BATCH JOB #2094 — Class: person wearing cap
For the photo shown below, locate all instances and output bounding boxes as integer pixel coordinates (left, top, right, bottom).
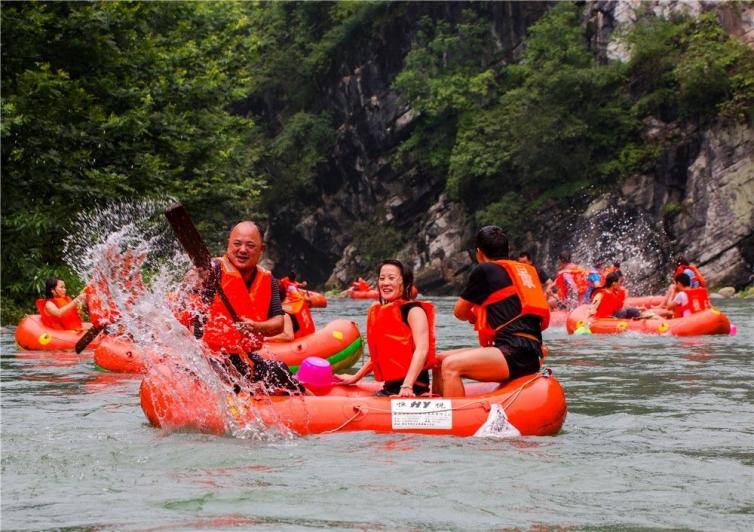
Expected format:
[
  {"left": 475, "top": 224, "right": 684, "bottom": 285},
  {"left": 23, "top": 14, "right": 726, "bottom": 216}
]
[{"left": 337, "top": 259, "right": 435, "bottom": 398}]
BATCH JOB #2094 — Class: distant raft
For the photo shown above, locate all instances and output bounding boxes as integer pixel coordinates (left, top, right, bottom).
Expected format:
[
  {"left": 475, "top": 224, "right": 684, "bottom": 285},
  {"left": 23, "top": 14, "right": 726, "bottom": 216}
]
[
  {"left": 348, "top": 289, "right": 380, "bottom": 299},
  {"left": 94, "top": 319, "right": 363, "bottom": 373},
  {"left": 15, "top": 314, "right": 101, "bottom": 351},
  {"left": 140, "top": 366, "right": 567, "bottom": 438},
  {"left": 302, "top": 290, "right": 327, "bottom": 308},
  {"left": 566, "top": 304, "right": 731, "bottom": 336}
]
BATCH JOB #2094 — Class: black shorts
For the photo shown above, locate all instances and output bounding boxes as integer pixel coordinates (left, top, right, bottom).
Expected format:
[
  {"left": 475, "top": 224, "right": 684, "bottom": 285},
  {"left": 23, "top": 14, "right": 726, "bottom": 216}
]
[
  {"left": 494, "top": 335, "right": 542, "bottom": 380},
  {"left": 374, "top": 369, "right": 430, "bottom": 397},
  {"left": 613, "top": 307, "right": 641, "bottom": 319}
]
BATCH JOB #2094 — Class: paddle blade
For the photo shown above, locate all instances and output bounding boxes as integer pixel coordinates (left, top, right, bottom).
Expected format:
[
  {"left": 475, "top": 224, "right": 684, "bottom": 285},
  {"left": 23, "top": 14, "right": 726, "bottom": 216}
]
[
  {"left": 75, "top": 325, "right": 102, "bottom": 353},
  {"left": 164, "top": 202, "right": 212, "bottom": 270}
]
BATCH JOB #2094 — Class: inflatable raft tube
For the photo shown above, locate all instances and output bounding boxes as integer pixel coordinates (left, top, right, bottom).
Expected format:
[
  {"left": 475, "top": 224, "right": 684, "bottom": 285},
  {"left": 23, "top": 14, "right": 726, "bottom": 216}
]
[
  {"left": 566, "top": 304, "right": 730, "bottom": 336},
  {"left": 140, "top": 367, "right": 567, "bottom": 438},
  {"left": 15, "top": 315, "right": 101, "bottom": 351},
  {"left": 94, "top": 319, "right": 363, "bottom": 373}
]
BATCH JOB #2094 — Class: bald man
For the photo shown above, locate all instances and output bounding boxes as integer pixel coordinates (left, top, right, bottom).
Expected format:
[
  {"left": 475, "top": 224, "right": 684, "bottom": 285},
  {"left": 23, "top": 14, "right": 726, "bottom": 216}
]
[{"left": 200, "top": 221, "right": 284, "bottom": 355}]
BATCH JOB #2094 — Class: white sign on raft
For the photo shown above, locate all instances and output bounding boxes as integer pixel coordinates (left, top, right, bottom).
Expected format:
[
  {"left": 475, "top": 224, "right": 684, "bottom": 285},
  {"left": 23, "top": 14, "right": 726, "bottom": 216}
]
[{"left": 391, "top": 399, "right": 452, "bottom": 430}]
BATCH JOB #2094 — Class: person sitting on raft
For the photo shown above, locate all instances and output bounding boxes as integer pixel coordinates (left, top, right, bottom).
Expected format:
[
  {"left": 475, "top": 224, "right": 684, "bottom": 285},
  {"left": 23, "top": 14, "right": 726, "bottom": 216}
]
[
  {"left": 433, "top": 226, "right": 549, "bottom": 397},
  {"left": 266, "top": 278, "right": 316, "bottom": 342},
  {"left": 337, "top": 259, "right": 435, "bottom": 398},
  {"left": 588, "top": 272, "right": 643, "bottom": 319},
  {"left": 38, "top": 277, "right": 86, "bottom": 331},
  {"left": 655, "top": 272, "right": 710, "bottom": 319},
  {"left": 549, "top": 251, "right": 589, "bottom": 310},
  {"left": 186, "top": 221, "right": 303, "bottom": 395},
  {"left": 673, "top": 257, "right": 706, "bottom": 289}
]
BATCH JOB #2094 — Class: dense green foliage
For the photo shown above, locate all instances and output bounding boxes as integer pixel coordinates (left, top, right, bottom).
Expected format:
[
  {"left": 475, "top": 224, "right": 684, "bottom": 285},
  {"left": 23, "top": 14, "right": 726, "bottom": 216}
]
[
  {"left": 2, "top": 2, "right": 265, "bottom": 321},
  {"left": 393, "top": 4, "right": 753, "bottom": 234},
  {"left": 2, "top": 1, "right": 752, "bottom": 322}
]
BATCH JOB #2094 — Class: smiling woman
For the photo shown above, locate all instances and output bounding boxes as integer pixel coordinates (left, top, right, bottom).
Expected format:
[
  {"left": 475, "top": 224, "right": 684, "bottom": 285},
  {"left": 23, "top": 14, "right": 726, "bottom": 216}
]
[{"left": 336, "top": 259, "right": 436, "bottom": 398}]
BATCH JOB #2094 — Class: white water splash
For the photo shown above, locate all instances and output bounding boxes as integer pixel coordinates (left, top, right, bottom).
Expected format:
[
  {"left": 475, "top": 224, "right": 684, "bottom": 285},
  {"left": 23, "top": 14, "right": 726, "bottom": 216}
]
[
  {"left": 63, "top": 199, "right": 295, "bottom": 441},
  {"left": 565, "top": 206, "right": 673, "bottom": 295}
]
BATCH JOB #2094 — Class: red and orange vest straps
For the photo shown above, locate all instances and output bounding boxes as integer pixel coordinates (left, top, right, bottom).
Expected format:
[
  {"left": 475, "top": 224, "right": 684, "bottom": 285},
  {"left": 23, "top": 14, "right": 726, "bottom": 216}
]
[
  {"left": 202, "top": 256, "right": 272, "bottom": 353},
  {"left": 282, "top": 290, "right": 316, "bottom": 338},
  {"left": 674, "top": 287, "right": 710, "bottom": 318},
  {"left": 367, "top": 299, "right": 436, "bottom": 383},
  {"left": 474, "top": 260, "right": 550, "bottom": 347},
  {"left": 674, "top": 264, "right": 707, "bottom": 288},
  {"left": 37, "top": 296, "right": 83, "bottom": 330},
  {"left": 555, "top": 264, "right": 589, "bottom": 301},
  {"left": 593, "top": 288, "right": 625, "bottom": 318}
]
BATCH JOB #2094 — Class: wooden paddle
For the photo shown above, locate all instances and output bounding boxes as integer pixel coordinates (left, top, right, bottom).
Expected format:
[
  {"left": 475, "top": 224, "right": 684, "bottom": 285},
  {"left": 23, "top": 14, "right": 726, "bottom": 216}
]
[
  {"left": 164, "top": 202, "right": 242, "bottom": 323},
  {"left": 74, "top": 323, "right": 103, "bottom": 353}
]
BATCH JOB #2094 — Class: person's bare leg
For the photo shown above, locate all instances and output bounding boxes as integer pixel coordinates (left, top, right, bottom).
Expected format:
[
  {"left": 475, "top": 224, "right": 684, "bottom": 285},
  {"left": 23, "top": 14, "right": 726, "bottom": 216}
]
[
  {"left": 432, "top": 348, "right": 467, "bottom": 395},
  {"left": 441, "top": 347, "right": 510, "bottom": 397}
]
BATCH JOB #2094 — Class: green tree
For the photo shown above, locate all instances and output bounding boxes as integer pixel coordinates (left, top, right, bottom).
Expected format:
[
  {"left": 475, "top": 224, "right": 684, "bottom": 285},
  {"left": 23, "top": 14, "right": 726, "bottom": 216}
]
[{"left": 1, "top": 2, "right": 265, "bottom": 321}]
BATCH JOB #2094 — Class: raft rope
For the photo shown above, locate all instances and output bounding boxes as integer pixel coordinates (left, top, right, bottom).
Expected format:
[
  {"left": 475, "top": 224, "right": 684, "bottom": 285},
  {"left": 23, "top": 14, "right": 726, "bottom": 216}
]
[{"left": 320, "top": 370, "right": 550, "bottom": 433}]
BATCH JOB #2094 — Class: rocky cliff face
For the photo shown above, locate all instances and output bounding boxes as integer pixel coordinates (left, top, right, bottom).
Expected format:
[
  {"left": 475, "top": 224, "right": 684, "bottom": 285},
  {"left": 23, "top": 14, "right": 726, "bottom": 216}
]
[{"left": 266, "top": 1, "right": 753, "bottom": 293}]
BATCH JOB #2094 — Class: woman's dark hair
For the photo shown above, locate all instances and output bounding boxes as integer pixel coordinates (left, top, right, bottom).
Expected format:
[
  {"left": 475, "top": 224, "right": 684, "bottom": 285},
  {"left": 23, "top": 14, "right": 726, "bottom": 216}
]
[
  {"left": 475, "top": 226, "right": 509, "bottom": 260},
  {"left": 44, "top": 277, "right": 61, "bottom": 299},
  {"left": 558, "top": 251, "right": 572, "bottom": 263},
  {"left": 377, "top": 259, "right": 415, "bottom": 301},
  {"left": 518, "top": 251, "right": 532, "bottom": 261},
  {"left": 604, "top": 272, "right": 621, "bottom": 288},
  {"left": 674, "top": 272, "right": 691, "bottom": 287}
]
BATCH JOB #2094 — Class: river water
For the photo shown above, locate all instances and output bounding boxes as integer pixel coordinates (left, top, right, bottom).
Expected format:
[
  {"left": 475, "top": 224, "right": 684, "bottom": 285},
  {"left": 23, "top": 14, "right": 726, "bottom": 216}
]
[{"left": 1, "top": 297, "right": 752, "bottom": 530}]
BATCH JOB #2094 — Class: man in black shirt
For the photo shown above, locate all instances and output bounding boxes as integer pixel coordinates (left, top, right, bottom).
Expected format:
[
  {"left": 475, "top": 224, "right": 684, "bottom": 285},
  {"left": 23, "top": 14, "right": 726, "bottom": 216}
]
[{"left": 433, "top": 226, "right": 545, "bottom": 397}]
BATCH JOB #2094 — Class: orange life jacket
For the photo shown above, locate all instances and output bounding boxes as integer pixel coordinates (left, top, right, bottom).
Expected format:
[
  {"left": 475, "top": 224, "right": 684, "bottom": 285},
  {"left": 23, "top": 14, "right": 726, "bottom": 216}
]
[
  {"left": 367, "top": 299, "right": 436, "bottom": 382},
  {"left": 474, "top": 260, "right": 550, "bottom": 347},
  {"left": 673, "top": 287, "right": 710, "bottom": 318},
  {"left": 279, "top": 276, "right": 292, "bottom": 295},
  {"left": 282, "top": 290, "right": 316, "bottom": 338},
  {"left": 202, "top": 256, "right": 271, "bottom": 353},
  {"left": 674, "top": 264, "right": 706, "bottom": 288},
  {"left": 555, "top": 264, "right": 589, "bottom": 303},
  {"left": 592, "top": 287, "right": 627, "bottom": 318},
  {"left": 353, "top": 278, "right": 370, "bottom": 291},
  {"left": 36, "top": 296, "right": 83, "bottom": 330}
]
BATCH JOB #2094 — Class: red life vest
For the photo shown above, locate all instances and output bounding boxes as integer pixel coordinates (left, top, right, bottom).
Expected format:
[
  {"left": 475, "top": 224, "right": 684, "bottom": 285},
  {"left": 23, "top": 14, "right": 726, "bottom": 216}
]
[
  {"left": 279, "top": 276, "right": 292, "bottom": 295},
  {"left": 474, "top": 260, "right": 550, "bottom": 347},
  {"left": 367, "top": 299, "right": 436, "bottom": 382},
  {"left": 282, "top": 290, "right": 316, "bottom": 338},
  {"left": 592, "top": 287, "right": 626, "bottom": 318},
  {"left": 555, "top": 264, "right": 589, "bottom": 303},
  {"left": 673, "top": 287, "right": 710, "bottom": 318},
  {"left": 36, "top": 296, "right": 83, "bottom": 330},
  {"left": 353, "top": 278, "right": 370, "bottom": 291},
  {"left": 202, "top": 256, "right": 271, "bottom": 353},
  {"left": 674, "top": 264, "right": 706, "bottom": 288}
]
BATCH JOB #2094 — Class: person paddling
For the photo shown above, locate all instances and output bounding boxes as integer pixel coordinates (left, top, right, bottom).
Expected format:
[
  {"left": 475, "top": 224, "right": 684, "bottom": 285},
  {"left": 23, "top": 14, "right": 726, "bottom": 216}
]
[{"left": 178, "top": 219, "right": 302, "bottom": 395}]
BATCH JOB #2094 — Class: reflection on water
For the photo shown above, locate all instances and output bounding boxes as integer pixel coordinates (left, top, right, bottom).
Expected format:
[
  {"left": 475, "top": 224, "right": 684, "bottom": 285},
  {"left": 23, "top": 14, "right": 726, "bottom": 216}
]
[{"left": 1, "top": 298, "right": 752, "bottom": 530}]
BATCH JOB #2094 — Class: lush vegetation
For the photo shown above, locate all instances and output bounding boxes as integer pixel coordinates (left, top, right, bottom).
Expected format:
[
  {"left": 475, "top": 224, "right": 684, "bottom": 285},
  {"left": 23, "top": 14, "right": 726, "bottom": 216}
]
[
  {"left": 393, "top": 4, "right": 753, "bottom": 234},
  {"left": 2, "top": 1, "right": 752, "bottom": 323}
]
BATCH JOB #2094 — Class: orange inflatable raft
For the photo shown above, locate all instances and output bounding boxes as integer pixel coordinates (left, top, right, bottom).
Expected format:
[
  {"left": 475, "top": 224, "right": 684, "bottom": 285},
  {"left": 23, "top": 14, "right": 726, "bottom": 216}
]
[
  {"left": 302, "top": 290, "right": 327, "bottom": 308},
  {"left": 140, "top": 366, "right": 567, "bottom": 438},
  {"left": 566, "top": 304, "right": 731, "bottom": 336},
  {"left": 94, "top": 319, "right": 363, "bottom": 374},
  {"left": 348, "top": 288, "right": 379, "bottom": 300},
  {"left": 15, "top": 315, "right": 101, "bottom": 351}
]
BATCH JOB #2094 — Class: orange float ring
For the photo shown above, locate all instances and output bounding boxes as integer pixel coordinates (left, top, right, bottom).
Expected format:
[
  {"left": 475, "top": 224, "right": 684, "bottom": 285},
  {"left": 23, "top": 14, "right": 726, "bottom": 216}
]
[{"left": 15, "top": 315, "right": 102, "bottom": 351}]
